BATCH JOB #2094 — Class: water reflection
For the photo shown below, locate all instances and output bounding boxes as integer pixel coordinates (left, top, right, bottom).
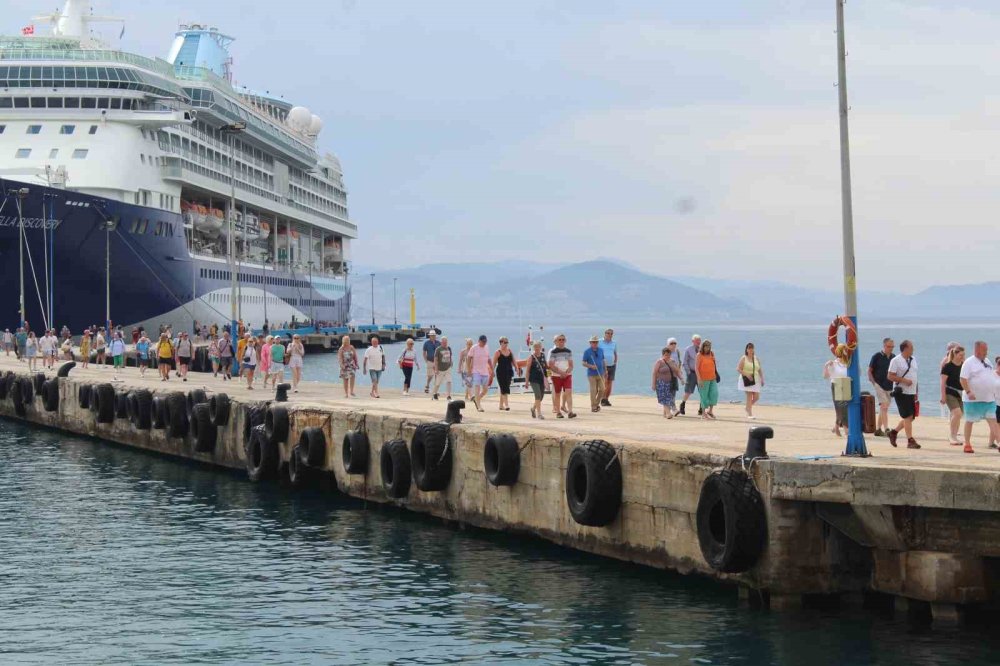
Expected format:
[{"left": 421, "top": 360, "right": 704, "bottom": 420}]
[{"left": 0, "top": 420, "right": 997, "bottom": 665}]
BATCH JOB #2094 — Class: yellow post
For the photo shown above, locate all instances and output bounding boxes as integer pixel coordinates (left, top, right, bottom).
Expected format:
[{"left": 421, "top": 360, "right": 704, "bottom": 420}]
[{"left": 409, "top": 288, "right": 416, "bottom": 326}]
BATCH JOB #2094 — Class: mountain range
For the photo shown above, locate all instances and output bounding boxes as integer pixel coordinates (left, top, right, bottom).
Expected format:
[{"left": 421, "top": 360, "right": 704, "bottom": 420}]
[{"left": 348, "top": 259, "right": 999, "bottom": 323}]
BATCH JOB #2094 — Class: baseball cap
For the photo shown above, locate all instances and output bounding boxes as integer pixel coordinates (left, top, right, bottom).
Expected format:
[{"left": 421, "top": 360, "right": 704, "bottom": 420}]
[
  {"left": 478, "top": 335, "right": 487, "bottom": 342},
  {"left": 667, "top": 337, "right": 678, "bottom": 344}
]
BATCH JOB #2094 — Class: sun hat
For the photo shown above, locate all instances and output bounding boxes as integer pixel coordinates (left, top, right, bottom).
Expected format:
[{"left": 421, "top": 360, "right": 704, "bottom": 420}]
[
  {"left": 589, "top": 335, "right": 599, "bottom": 342},
  {"left": 667, "top": 337, "right": 678, "bottom": 344}
]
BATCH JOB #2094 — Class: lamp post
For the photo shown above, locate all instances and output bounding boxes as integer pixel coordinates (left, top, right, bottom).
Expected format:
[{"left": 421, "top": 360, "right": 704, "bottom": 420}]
[
  {"left": 369, "top": 273, "right": 375, "bottom": 326},
  {"left": 836, "top": 0, "right": 867, "bottom": 457},
  {"left": 393, "top": 277, "right": 398, "bottom": 325},
  {"left": 220, "top": 121, "right": 246, "bottom": 339},
  {"left": 307, "top": 260, "right": 315, "bottom": 327},
  {"left": 103, "top": 215, "right": 117, "bottom": 334},
  {"left": 13, "top": 188, "right": 28, "bottom": 329}
]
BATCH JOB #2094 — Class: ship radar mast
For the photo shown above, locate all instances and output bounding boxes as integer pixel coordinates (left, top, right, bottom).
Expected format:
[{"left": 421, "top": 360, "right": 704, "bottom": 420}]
[{"left": 31, "top": 0, "right": 124, "bottom": 47}]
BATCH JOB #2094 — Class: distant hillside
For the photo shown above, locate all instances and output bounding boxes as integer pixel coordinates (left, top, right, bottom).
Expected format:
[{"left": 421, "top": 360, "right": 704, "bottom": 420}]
[{"left": 350, "top": 260, "right": 757, "bottom": 322}]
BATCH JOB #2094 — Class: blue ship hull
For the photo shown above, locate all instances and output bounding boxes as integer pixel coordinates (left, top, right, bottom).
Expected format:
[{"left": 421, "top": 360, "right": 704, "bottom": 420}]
[{"left": 0, "top": 178, "right": 350, "bottom": 334}]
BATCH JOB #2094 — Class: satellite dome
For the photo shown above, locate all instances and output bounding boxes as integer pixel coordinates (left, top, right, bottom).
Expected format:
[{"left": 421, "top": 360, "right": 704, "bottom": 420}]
[
  {"left": 308, "top": 114, "right": 323, "bottom": 136},
  {"left": 288, "top": 106, "right": 311, "bottom": 130}
]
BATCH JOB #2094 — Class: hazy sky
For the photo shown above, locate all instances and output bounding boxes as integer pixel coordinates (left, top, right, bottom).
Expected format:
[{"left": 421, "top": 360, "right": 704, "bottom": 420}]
[{"left": 14, "top": 1, "right": 999, "bottom": 291}]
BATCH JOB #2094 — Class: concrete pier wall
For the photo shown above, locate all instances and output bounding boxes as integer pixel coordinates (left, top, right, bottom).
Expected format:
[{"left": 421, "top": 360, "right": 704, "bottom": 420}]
[{"left": 2, "top": 368, "right": 999, "bottom": 618}]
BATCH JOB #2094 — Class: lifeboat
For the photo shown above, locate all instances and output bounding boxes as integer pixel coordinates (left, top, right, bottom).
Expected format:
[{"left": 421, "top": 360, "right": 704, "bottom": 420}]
[
  {"left": 181, "top": 200, "right": 197, "bottom": 228},
  {"left": 258, "top": 221, "right": 271, "bottom": 241},
  {"left": 243, "top": 213, "right": 261, "bottom": 242}
]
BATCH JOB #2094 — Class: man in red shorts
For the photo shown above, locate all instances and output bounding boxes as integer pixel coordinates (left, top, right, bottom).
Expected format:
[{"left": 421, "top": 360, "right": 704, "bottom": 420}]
[{"left": 548, "top": 334, "right": 577, "bottom": 418}]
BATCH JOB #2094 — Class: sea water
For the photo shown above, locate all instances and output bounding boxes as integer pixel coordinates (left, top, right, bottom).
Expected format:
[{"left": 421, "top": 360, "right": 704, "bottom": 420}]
[
  {"left": 304, "top": 321, "right": 1000, "bottom": 408},
  {"left": 1, "top": 419, "right": 998, "bottom": 665}
]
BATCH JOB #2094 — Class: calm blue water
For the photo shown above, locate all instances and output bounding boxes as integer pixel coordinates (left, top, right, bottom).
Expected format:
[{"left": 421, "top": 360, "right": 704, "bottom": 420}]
[
  {"left": 303, "top": 321, "right": 1000, "bottom": 408},
  {"left": 1, "top": 420, "right": 999, "bottom": 664}
]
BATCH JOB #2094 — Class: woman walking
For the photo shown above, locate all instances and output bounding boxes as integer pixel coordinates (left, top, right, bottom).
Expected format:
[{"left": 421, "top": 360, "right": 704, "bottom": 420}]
[
  {"left": 338, "top": 335, "right": 358, "bottom": 398},
  {"left": 940, "top": 345, "right": 965, "bottom": 445},
  {"left": 208, "top": 334, "right": 220, "bottom": 378},
  {"left": 652, "top": 345, "right": 682, "bottom": 418},
  {"left": 696, "top": 339, "right": 719, "bottom": 419},
  {"left": 737, "top": 343, "right": 764, "bottom": 419},
  {"left": 493, "top": 336, "right": 519, "bottom": 411},
  {"left": 79, "top": 329, "right": 91, "bottom": 369},
  {"left": 823, "top": 343, "right": 851, "bottom": 436},
  {"left": 110, "top": 331, "right": 126, "bottom": 379},
  {"left": 266, "top": 337, "right": 285, "bottom": 389},
  {"left": 242, "top": 336, "right": 258, "bottom": 390},
  {"left": 156, "top": 333, "right": 174, "bottom": 381},
  {"left": 397, "top": 338, "right": 420, "bottom": 396},
  {"left": 362, "top": 336, "right": 386, "bottom": 398},
  {"left": 25, "top": 332, "right": 38, "bottom": 371},
  {"left": 527, "top": 341, "right": 549, "bottom": 419},
  {"left": 288, "top": 334, "right": 305, "bottom": 393},
  {"left": 459, "top": 338, "right": 474, "bottom": 401},
  {"left": 259, "top": 335, "right": 273, "bottom": 385},
  {"left": 175, "top": 332, "right": 193, "bottom": 381},
  {"left": 136, "top": 332, "right": 151, "bottom": 377}
]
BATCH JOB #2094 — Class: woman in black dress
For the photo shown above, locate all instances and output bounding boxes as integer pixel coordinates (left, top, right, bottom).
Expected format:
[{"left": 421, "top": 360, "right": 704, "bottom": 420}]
[{"left": 492, "top": 336, "right": 520, "bottom": 411}]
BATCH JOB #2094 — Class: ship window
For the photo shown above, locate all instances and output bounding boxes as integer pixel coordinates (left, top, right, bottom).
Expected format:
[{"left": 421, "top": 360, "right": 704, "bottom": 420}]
[
  {"left": 0, "top": 99, "right": 10, "bottom": 108},
  {"left": 30, "top": 98, "right": 46, "bottom": 108},
  {"left": 154, "top": 221, "right": 162, "bottom": 236},
  {"left": 48, "top": 149, "right": 58, "bottom": 159},
  {"left": 14, "top": 98, "right": 28, "bottom": 108},
  {"left": 26, "top": 124, "right": 41, "bottom": 134},
  {"left": 89, "top": 125, "right": 98, "bottom": 135},
  {"left": 64, "top": 97, "right": 79, "bottom": 108},
  {"left": 15, "top": 148, "right": 30, "bottom": 159},
  {"left": 59, "top": 125, "right": 75, "bottom": 135},
  {"left": 139, "top": 219, "right": 148, "bottom": 234},
  {"left": 110, "top": 99, "right": 121, "bottom": 110},
  {"left": 0, "top": 125, "right": 4, "bottom": 133},
  {"left": 129, "top": 218, "right": 139, "bottom": 233},
  {"left": 47, "top": 97, "right": 63, "bottom": 108},
  {"left": 81, "top": 98, "right": 96, "bottom": 109},
  {"left": 72, "top": 149, "right": 88, "bottom": 159},
  {"left": 97, "top": 98, "right": 109, "bottom": 109}
]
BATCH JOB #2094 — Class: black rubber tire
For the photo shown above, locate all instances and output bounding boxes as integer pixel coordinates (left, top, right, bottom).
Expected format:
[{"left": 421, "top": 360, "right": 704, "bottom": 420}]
[
  {"left": 565, "top": 440, "right": 622, "bottom": 527},
  {"left": 88, "top": 383, "right": 99, "bottom": 413},
  {"left": 0, "top": 373, "right": 10, "bottom": 400},
  {"left": 3, "top": 373, "right": 15, "bottom": 401},
  {"left": 12, "top": 378, "right": 27, "bottom": 417},
  {"left": 287, "top": 445, "right": 313, "bottom": 486},
  {"left": 186, "top": 389, "right": 208, "bottom": 421},
  {"left": 32, "top": 373, "right": 46, "bottom": 398},
  {"left": 151, "top": 396, "right": 167, "bottom": 429},
  {"left": 245, "top": 424, "right": 279, "bottom": 482},
  {"left": 696, "top": 469, "right": 767, "bottom": 574},
  {"left": 243, "top": 403, "right": 268, "bottom": 446},
  {"left": 165, "top": 392, "right": 189, "bottom": 438},
  {"left": 42, "top": 379, "right": 59, "bottom": 412},
  {"left": 94, "top": 383, "right": 115, "bottom": 424},
  {"left": 411, "top": 422, "right": 452, "bottom": 492},
  {"left": 293, "top": 427, "right": 325, "bottom": 467},
  {"left": 342, "top": 430, "right": 370, "bottom": 475},
  {"left": 57, "top": 361, "right": 75, "bottom": 378},
  {"left": 265, "top": 405, "right": 289, "bottom": 445},
  {"left": 78, "top": 383, "right": 91, "bottom": 409},
  {"left": 132, "top": 390, "right": 153, "bottom": 430},
  {"left": 380, "top": 439, "right": 412, "bottom": 499},
  {"left": 191, "top": 403, "right": 217, "bottom": 453},
  {"left": 115, "top": 391, "right": 129, "bottom": 419},
  {"left": 18, "top": 376, "right": 34, "bottom": 403},
  {"left": 484, "top": 433, "right": 520, "bottom": 486},
  {"left": 210, "top": 393, "right": 231, "bottom": 426}
]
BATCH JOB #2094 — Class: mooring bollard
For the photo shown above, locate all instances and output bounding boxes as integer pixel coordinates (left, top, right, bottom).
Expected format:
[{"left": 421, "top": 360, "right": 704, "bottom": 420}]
[
  {"left": 744, "top": 425, "right": 774, "bottom": 462},
  {"left": 445, "top": 399, "right": 465, "bottom": 424},
  {"left": 275, "top": 382, "right": 291, "bottom": 402}
]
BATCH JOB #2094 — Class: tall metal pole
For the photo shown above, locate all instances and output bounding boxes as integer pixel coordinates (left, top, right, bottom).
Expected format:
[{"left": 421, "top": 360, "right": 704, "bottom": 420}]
[
  {"left": 105, "top": 222, "right": 111, "bottom": 334},
  {"left": 15, "top": 192, "right": 25, "bottom": 329},
  {"left": 393, "top": 277, "right": 398, "bottom": 325},
  {"left": 42, "top": 196, "right": 48, "bottom": 329},
  {"left": 229, "top": 131, "right": 237, "bottom": 338},
  {"left": 369, "top": 273, "right": 375, "bottom": 326},
  {"left": 308, "top": 261, "right": 315, "bottom": 326},
  {"left": 837, "top": 0, "right": 867, "bottom": 456}
]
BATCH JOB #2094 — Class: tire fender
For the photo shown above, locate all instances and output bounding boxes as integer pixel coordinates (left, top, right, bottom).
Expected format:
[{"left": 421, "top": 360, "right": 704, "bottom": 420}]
[
  {"left": 484, "top": 433, "right": 520, "bottom": 486},
  {"left": 209, "top": 393, "right": 231, "bottom": 426},
  {"left": 565, "top": 439, "right": 622, "bottom": 527},
  {"left": 411, "top": 422, "right": 451, "bottom": 492},
  {"left": 265, "top": 405, "right": 289, "bottom": 445},
  {"left": 94, "top": 383, "right": 115, "bottom": 424},
  {"left": 380, "top": 439, "right": 411, "bottom": 499},
  {"left": 696, "top": 469, "right": 767, "bottom": 573},
  {"left": 246, "top": 424, "right": 279, "bottom": 482},
  {"left": 298, "top": 426, "right": 326, "bottom": 467},
  {"left": 191, "top": 403, "right": 217, "bottom": 453},
  {"left": 342, "top": 430, "right": 370, "bottom": 475}
]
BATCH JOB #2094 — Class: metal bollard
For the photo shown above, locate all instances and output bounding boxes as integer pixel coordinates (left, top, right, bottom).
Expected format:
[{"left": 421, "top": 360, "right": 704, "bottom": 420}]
[
  {"left": 445, "top": 399, "right": 466, "bottom": 424},
  {"left": 744, "top": 425, "right": 774, "bottom": 462},
  {"left": 275, "top": 382, "right": 291, "bottom": 402}
]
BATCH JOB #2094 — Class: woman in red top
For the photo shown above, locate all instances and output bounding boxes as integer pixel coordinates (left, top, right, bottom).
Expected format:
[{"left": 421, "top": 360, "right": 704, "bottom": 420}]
[{"left": 397, "top": 338, "right": 420, "bottom": 396}]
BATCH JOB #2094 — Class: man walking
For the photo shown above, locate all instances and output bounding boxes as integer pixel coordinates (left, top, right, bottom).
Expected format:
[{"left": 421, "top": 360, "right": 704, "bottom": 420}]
[
  {"left": 582, "top": 335, "right": 607, "bottom": 412},
  {"left": 467, "top": 335, "right": 493, "bottom": 412},
  {"left": 679, "top": 334, "right": 702, "bottom": 416},
  {"left": 422, "top": 331, "right": 441, "bottom": 394},
  {"left": 15, "top": 327, "right": 27, "bottom": 361},
  {"left": 886, "top": 339, "right": 920, "bottom": 449},
  {"left": 2, "top": 328, "right": 11, "bottom": 356},
  {"left": 598, "top": 328, "right": 618, "bottom": 407},
  {"left": 959, "top": 340, "right": 1000, "bottom": 454},
  {"left": 432, "top": 335, "right": 453, "bottom": 401},
  {"left": 867, "top": 337, "right": 896, "bottom": 436}
]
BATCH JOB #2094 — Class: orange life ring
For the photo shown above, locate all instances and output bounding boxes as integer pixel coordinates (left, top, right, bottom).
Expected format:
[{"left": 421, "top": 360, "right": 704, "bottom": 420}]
[{"left": 827, "top": 315, "right": 857, "bottom": 356}]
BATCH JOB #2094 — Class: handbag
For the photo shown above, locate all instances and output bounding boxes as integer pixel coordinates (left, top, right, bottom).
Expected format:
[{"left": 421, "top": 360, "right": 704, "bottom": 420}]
[
  {"left": 891, "top": 357, "right": 912, "bottom": 398},
  {"left": 741, "top": 357, "right": 756, "bottom": 387}
]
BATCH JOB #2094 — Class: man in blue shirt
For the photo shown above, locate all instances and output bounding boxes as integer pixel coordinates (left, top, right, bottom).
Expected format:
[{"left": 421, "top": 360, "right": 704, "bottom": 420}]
[
  {"left": 597, "top": 328, "right": 618, "bottom": 407},
  {"left": 422, "top": 331, "right": 441, "bottom": 394},
  {"left": 582, "top": 335, "right": 607, "bottom": 413}
]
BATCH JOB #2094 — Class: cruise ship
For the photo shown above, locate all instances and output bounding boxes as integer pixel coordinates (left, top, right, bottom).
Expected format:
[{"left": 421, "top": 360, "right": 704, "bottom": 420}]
[{"left": 0, "top": 1, "right": 354, "bottom": 335}]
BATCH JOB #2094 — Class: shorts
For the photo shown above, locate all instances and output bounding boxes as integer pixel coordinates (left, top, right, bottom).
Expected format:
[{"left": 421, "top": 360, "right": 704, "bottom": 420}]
[
  {"left": 894, "top": 393, "right": 916, "bottom": 420},
  {"left": 873, "top": 385, "right": 891, "bottom": 406},
  {"left": 158, "top": 357, "right": 173, "bottom": 368},
  {"left": 945, "top": 394, "right": 963, "bottom": 412},
  {"left": 530, "top": 381, "right": 545, "bottom": 401},
  {"left": 113, "top": 354, "right": 124, "bottom": 366},
  {"left": 472, "top": 372, "right": 490, "bottom": 387},
  {"left": 461, "top": 372, "right": 473, "bottom": 388},
  {"left": 963, "top": 400, "right": 997, "bottom": 423},
  {"left": 289, "top": 356, "right": 303, "bottom": 369},
  {"left": 139, "top": 357, "right": 149, "bottom": 367},
  {"left": 606, "top": 364, "right": 617, "bottom": 381},
  {"left": 369, "top": 369, "right": 383, "bottom": 383},
  {"left": 552, "top": 375, "right": 572, "bottom": 393},
  {"left": 269, "top": 366, "right": 285, "bottom": 377},
  {"left": 684, "top": 370, "right": 698, "bottom": 395},
  {"left": 220, "top": 357, "right": 232, "bottom": 368},
  {"left": 178, "top": 356, "right": 191, "bottom": 366}
]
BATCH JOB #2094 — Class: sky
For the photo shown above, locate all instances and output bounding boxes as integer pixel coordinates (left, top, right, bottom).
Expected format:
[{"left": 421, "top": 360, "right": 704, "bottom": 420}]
[{"left": 15, "top": 1, "right": 1000, "bottom": 291}]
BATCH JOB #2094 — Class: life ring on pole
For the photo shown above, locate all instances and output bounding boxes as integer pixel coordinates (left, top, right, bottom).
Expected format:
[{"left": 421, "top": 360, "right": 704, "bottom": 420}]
[{"left": 827, "top": 315, "right": 857, "bottom": 356}]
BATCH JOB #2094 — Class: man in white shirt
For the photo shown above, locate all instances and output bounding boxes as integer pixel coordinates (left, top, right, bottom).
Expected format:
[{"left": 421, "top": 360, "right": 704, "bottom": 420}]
[
  {"left": 886, "top": 339, "right": 920, "bottom": 449},
  {"left": 2, "top": 328, "right": 12, "bottom": 356},
  {"left": 362, "top": 336, "right": 386, "bottom": 399},
  {"left": 959, "top": 340, "right": 999, "bottom": 454}
]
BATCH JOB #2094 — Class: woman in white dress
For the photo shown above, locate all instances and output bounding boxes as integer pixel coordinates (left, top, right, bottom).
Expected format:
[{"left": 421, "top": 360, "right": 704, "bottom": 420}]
[
  {"left": 288, "top": 334, "right": 305, "bottom": 393},
  {"left": 823, "top": 343, "right": 851, "bottom": 436},
  {"left": 736, "top": 342, "right": 764, "bottom": 419}
]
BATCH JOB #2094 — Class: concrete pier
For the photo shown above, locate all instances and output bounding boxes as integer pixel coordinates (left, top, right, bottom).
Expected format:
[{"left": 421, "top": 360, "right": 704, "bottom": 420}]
[{"left": 2, "top": 355, "right": 1000, "bottom": 621}]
